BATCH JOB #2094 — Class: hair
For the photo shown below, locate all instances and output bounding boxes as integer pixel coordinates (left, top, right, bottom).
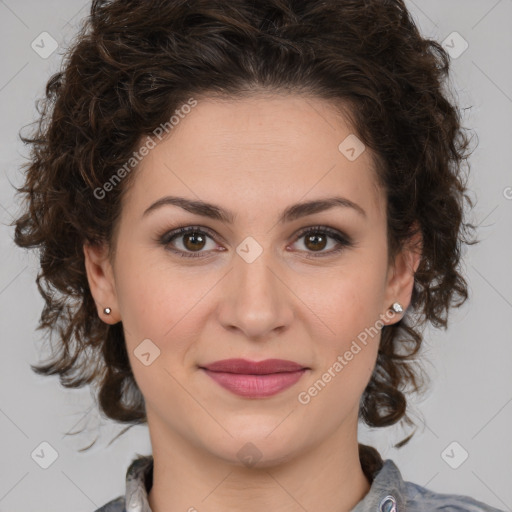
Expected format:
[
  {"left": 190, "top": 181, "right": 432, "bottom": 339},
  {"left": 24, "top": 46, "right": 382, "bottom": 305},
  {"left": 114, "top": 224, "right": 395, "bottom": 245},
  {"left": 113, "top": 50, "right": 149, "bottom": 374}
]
[{"left": 12, "top": 0, "right": 477, "bottom": 453}]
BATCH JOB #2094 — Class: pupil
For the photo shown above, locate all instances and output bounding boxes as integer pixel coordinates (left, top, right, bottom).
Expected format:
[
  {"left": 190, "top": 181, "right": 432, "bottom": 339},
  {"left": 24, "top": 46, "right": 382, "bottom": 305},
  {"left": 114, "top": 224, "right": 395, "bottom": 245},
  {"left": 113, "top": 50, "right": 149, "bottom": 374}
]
[
  {"left": 306, "top": 233, "right": 326, "bottom": 251},
  {"left": 184, "top": 233, "right": 205, "bottom": 251}
]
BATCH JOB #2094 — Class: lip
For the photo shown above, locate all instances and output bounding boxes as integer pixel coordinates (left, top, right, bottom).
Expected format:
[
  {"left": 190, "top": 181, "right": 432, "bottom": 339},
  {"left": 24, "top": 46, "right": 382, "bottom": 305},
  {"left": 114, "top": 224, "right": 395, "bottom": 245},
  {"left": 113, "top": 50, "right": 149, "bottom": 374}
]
[
  {"left": 202, "top": 358, "right": 307, "bottom": 374},
  {"left": 199, "top": 358, "right": 309, "bottom": 398}
]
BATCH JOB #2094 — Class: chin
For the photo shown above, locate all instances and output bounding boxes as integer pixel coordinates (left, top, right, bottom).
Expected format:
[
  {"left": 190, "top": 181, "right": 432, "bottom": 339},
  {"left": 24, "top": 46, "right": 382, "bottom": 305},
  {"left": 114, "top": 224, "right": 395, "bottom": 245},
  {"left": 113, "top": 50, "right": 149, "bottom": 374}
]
[{"left": 201, "top": 426, "right": 309, "bottom": 469}]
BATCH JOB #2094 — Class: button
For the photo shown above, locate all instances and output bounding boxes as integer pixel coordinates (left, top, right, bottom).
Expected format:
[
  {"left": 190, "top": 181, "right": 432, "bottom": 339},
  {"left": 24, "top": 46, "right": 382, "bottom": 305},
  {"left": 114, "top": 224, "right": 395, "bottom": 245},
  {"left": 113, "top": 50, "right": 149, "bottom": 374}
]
[{"left": 379, "top": 495, "right": 397, "bottom": 512}]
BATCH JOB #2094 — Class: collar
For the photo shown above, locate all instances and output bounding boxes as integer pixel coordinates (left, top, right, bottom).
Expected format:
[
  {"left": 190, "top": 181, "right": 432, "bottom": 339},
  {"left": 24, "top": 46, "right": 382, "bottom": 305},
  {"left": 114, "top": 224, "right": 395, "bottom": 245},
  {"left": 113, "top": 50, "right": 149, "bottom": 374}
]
[{"left": 123, "top": 445, "right": 407, "bottom": 512}]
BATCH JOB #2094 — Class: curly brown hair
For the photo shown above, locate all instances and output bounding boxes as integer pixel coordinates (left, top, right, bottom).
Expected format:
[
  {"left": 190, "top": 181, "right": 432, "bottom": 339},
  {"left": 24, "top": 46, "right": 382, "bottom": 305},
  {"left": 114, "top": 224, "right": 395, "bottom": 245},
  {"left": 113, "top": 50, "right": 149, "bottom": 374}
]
[{"left": 12, "top": 0, "right": 477, "bottom": 452}]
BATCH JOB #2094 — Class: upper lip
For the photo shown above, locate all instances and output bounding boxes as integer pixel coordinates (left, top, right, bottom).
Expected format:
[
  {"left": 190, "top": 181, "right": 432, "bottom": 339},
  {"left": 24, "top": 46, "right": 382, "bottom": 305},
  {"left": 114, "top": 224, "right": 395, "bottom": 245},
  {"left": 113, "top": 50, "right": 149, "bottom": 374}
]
[{"left": 200, "top": 358, "right": 308, "bottom": 374}]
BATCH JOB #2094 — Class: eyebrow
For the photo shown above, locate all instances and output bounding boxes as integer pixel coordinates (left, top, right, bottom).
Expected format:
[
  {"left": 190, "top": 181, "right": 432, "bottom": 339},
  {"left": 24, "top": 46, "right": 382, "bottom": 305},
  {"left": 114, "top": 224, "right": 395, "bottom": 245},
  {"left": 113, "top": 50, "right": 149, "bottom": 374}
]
[{"left": 142, "top": 195, "right": 367, "bottom": 223}]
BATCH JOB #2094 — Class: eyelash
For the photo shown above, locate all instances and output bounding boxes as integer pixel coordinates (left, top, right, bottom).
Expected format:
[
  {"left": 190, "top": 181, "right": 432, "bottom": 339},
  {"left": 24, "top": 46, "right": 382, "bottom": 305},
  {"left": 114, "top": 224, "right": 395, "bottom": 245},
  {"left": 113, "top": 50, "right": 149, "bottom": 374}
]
[{"left": 158, "top": 225, "right": 353, "bottom": 259}]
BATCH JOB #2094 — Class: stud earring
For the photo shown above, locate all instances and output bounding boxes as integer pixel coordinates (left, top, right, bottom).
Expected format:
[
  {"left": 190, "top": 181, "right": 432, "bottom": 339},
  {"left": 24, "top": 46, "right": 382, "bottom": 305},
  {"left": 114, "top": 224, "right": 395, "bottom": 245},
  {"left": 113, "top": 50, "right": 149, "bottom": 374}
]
[
  {"left": 390, "top": 302, "right": 403, "bottom": 313},
  {"left": 103, "top": 307, "right": 111, "bottom": 315}
]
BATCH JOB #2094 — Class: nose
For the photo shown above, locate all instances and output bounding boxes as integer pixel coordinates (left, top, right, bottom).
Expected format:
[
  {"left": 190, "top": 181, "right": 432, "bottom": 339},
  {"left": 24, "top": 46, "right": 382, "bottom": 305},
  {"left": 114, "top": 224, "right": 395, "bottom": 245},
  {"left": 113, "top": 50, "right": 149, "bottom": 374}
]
[{"left": 216, "top": 245, "right": 294, "bottom": 340}]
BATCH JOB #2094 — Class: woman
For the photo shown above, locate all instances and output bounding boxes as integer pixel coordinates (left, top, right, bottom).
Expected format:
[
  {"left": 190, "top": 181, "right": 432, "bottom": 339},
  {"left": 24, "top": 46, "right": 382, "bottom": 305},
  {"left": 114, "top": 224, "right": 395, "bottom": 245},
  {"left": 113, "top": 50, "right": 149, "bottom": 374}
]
[{"left": 12, "top": 0, "right": 504, "bottom": 511}]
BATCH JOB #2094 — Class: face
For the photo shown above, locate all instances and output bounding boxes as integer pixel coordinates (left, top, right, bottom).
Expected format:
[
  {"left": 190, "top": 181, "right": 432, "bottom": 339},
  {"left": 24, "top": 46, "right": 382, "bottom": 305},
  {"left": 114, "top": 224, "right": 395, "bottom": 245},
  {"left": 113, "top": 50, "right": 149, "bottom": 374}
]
[{"left": 84, "top": 94, "right": 419, "bottom": 466}]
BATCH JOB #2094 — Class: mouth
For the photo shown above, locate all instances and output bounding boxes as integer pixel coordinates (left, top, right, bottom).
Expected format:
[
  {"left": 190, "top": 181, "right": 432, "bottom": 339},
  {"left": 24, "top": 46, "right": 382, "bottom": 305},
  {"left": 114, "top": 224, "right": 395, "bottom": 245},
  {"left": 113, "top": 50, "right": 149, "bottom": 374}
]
[{"left": 199, "top": 358, "right": 309, "bottom": 398}]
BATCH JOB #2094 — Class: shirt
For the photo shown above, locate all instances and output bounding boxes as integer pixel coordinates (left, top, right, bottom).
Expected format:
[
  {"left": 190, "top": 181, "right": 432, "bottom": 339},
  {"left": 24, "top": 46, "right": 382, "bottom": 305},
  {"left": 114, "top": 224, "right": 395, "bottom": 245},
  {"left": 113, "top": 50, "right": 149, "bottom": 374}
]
[{"left": 94, "top": 445, "right": 506, "bottom": 512}]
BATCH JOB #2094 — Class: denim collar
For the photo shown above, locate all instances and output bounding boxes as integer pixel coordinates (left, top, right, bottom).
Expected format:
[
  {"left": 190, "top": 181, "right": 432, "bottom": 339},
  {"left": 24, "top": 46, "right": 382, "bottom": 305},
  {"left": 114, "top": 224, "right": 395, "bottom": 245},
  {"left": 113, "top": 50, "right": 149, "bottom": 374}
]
[{"left": 351, "top": 458, "right": 407, "bottom": 512}]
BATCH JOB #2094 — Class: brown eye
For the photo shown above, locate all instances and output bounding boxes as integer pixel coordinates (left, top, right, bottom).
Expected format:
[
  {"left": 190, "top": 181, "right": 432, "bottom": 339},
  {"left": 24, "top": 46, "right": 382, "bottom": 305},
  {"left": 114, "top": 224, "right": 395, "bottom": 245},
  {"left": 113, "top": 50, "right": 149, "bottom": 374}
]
[
  {"left": 160, "top": 226, "right": 218, "bottom": 258},
  {"left": 291, "top": 226, "right": 353, "bottom": 258},
  {"left": 159, "top": 225, "right": 353, "bottom": 260},
  {"left": 182, "top": 231, "right": 207, "bottom": 252},
  {"left": 303, "top": 232, "right": 328, "bottom": 252}
]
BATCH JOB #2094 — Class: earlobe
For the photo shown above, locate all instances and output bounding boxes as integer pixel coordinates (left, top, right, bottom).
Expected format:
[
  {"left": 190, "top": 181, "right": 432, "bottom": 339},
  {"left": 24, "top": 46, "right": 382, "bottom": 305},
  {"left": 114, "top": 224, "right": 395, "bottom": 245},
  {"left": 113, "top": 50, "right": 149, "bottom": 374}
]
[
  {"left": 83, "top": 242, "right": 120, "bottom": 323},
  {"left": 383, "top": 226, "right": 422, "bottom": 324}
]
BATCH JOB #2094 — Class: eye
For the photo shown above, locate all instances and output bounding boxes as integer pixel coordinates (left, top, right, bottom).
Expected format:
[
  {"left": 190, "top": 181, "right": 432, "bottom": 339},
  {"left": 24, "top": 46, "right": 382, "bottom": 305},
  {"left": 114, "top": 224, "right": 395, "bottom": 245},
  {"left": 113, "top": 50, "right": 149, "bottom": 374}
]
[
  {"left": 289, "top": 225, "right": 353, "bottom": 258},
  {"left": 159, "top": 226, "right": 219, "bottom": 258},
  {"left": 159, "top": 225, "right": 353, "bottom": 259}
]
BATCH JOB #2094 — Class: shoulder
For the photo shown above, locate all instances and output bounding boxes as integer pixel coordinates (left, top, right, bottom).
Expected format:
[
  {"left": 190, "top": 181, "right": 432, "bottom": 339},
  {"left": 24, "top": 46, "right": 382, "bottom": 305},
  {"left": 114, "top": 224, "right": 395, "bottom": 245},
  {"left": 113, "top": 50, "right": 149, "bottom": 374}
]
[
  {"left": 93, "top": 496, "right": 125, "bottom": 512},
  {"left": 364, "top": 459, "right": 505, "bottom": 512},
  {"left": 402, "top": 478, "right": 505, "bottom": 511}
]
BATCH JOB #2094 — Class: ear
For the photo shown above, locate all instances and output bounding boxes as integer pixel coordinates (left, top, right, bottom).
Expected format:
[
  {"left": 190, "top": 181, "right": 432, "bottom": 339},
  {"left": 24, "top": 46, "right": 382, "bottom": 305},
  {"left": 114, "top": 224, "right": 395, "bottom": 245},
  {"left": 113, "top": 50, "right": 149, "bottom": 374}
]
[
  {"left": 83, "top": 242, "right": 120, "bottom": 324},
  {"left": 381, "top": 223, "right": 422, "bottom": 325}
]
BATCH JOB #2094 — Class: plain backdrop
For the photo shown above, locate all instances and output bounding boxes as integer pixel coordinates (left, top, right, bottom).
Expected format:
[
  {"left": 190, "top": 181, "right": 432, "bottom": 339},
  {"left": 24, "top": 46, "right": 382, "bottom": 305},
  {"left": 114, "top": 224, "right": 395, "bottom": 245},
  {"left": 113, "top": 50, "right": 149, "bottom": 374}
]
[{"left": 0, "top": 1, "right": 511, "bottom": 511}]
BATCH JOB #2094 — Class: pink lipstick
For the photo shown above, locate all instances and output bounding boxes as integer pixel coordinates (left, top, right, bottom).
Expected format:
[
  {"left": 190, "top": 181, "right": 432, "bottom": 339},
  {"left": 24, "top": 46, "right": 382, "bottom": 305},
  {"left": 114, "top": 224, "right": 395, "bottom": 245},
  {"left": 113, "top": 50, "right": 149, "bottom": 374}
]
[{"left": 200, "top": 358, "right": 308, "bottom": 398}]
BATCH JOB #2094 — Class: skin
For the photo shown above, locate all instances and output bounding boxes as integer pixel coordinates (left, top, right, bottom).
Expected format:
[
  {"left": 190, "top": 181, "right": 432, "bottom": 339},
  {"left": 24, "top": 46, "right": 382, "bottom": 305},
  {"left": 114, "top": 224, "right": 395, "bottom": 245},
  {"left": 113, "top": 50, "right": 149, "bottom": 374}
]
[{"left": 84, "top": 94, "right": 421, "bottom": 512}]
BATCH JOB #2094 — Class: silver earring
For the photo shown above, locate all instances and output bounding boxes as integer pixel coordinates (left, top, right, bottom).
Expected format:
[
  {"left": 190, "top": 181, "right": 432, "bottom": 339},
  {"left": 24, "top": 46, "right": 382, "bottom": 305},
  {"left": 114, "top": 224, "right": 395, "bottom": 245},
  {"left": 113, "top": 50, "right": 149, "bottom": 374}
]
[
  {"left": 390, "top": 302, "right": 403, "bottom": 313},
  {"left": 103, "top": 307, "right": 111, "bottom": 315}
]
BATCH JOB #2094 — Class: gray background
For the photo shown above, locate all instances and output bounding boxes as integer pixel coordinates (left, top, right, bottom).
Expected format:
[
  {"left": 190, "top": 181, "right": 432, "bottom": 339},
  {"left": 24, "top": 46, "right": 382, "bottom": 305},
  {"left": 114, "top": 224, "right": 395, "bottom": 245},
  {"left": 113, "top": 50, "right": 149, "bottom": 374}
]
[{"left": 0, "top": 1, "right": 511, "bottom": 511}]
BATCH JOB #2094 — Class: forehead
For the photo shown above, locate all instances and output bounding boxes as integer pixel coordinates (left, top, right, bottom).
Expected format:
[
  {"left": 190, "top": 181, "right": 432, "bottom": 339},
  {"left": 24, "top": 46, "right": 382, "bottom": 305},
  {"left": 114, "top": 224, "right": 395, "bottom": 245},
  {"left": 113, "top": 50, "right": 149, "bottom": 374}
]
[{"left": 124, "top": 94, "right": 385, "bottom": 220}]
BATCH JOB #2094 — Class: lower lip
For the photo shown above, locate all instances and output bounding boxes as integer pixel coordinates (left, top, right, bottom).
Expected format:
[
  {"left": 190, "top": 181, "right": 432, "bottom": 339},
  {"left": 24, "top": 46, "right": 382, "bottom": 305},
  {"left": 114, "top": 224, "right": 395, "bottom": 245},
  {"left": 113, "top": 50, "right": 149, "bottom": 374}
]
[{"left": 201, "top": 368, "right": 307, "bottom": 398}]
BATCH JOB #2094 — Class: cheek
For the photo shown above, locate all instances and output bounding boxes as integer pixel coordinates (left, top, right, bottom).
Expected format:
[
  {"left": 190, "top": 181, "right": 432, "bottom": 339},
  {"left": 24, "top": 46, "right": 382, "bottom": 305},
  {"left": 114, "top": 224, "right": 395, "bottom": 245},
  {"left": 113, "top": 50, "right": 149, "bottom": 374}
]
[
  {"left": 307, "top": 261, "right": 386, "bottom": 334},
  {"left": 115, "top": 261, "right": 198, "bottom": 409},
  {"left": 114, "top": 235, "right": 181, "bottom": 331},
  {"left": 297, "top": 255, "right": 386, "bottom": 378},
  {"left": 114, "top": 248, "right": 212, "bottom": 370},
  {"left": 302, "top": 281, "right": 382, "bottom": 412},
  {"left": 114, "top": 267, "right": 163, "bottom": 340}
]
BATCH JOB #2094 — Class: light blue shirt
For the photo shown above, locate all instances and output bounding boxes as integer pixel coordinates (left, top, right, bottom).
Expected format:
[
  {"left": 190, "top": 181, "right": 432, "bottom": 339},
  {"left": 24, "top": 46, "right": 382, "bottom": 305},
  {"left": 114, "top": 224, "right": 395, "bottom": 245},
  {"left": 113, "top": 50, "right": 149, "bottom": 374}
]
[{"left": 94, "top": 452, "right": 506, "bottom": 511}]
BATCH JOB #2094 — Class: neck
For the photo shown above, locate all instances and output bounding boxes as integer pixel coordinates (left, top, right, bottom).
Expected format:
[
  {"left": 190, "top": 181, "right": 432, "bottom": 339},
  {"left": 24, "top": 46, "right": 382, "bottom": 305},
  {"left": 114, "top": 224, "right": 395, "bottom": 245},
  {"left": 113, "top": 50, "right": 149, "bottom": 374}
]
[{"left": 147, "top": 415, "right": 372, "bottom": 512}]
